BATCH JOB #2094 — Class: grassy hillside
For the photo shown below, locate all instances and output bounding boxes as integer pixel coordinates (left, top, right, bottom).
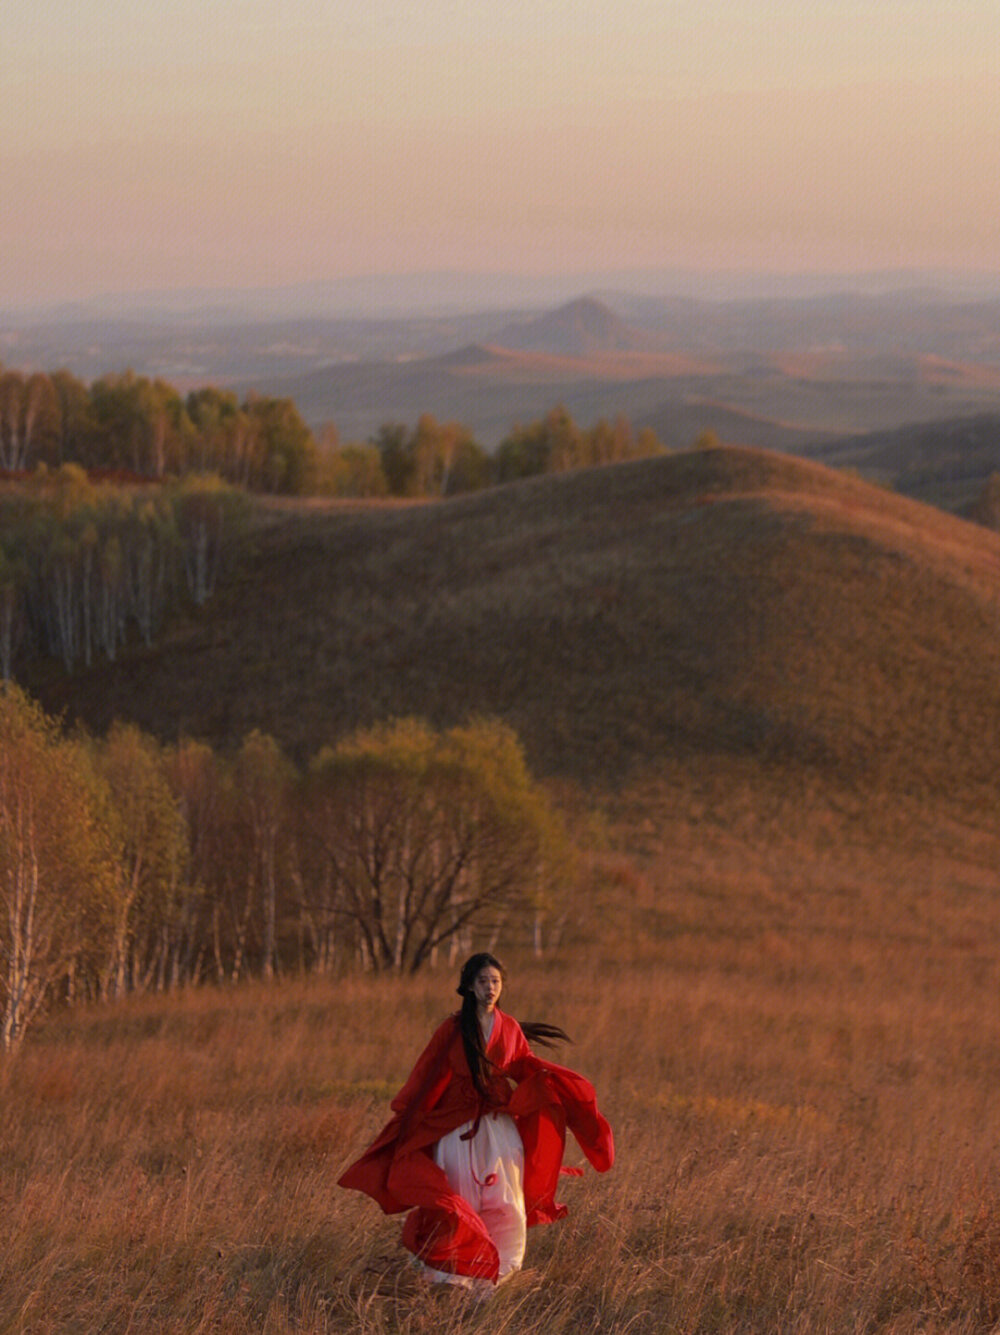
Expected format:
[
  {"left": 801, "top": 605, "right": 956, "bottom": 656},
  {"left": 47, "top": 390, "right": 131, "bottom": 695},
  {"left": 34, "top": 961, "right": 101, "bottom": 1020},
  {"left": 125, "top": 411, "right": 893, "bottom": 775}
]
[
  {"left": 27, "top": 446, "right": 1000, "bottom": 820},
  {"left": 807, "top": 412, "right": 1000, "bottom": 514}
]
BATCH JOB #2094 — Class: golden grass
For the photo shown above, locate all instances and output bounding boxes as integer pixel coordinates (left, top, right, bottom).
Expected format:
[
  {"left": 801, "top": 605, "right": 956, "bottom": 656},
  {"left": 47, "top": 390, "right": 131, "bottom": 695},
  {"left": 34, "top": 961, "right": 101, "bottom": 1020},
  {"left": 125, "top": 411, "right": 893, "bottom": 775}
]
[
  {"left": 8, "top": 446, "right": 1000, "bottom": 1329},
  {"left": 3, "top": 813, "right": 999, "bottom": 1334}
]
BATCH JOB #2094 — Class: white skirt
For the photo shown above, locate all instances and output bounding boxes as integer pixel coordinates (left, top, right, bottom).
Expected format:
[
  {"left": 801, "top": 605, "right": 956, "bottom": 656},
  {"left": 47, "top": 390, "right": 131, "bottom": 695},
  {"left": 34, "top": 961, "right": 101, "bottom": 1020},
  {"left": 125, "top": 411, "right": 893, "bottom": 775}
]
[{"left": 423, "top": 1111, "right": 527, "bottom": 1288}]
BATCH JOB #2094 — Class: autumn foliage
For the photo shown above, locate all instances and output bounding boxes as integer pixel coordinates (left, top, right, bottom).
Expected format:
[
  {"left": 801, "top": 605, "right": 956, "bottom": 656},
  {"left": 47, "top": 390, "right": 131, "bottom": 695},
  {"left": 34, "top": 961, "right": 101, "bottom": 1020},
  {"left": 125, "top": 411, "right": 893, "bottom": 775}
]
[
  {"left": 0, "top": 693, "right": 566, "bottom": 1050},
  {"left": 0, "top": 467, "right": 248, "bottom": 680}
]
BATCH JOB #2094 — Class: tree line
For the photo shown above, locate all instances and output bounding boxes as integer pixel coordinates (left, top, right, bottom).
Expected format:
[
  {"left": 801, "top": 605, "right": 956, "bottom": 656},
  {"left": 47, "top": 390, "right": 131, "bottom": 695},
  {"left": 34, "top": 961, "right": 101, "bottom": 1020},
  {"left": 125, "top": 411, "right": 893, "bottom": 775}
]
[
  {"left": 9, "top": 358, "right": 1000, "bottom": 521},
  {"left": 0, "top": 406, "right": 662, "bottom": 685},
  {"left": 0, "top": 691, "right": 570, "bottom": 1052},
  {"left": 0, "top": 362, "right": 665, "bottom": 500},
  {"left": 0, "top": 366, "right": 317, "bottom": 494},
  {"left": 325, "top": 406, "right": 666, "bottom": 498},
  {"left": 0, "top": 468, "right": 247, "bottom": 682}
]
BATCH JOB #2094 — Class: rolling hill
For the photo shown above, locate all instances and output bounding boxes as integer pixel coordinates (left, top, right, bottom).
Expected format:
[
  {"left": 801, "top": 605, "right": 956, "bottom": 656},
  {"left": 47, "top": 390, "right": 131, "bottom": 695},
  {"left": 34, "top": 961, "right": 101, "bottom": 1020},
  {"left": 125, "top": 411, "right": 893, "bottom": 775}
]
[
  {"left": 805, "top": 412, "right": 1000, "bottom": 514},
  {"left": 26, "top": 447, "right": 1000, "bottom": 833}
]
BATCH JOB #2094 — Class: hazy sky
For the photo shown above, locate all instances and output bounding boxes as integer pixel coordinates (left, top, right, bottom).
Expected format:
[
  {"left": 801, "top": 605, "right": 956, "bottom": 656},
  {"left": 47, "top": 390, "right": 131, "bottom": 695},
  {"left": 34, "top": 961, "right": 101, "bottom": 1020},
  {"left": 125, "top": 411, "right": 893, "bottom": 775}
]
[{"left": 2, "top": 0, "right": 998, "bottom": 305}]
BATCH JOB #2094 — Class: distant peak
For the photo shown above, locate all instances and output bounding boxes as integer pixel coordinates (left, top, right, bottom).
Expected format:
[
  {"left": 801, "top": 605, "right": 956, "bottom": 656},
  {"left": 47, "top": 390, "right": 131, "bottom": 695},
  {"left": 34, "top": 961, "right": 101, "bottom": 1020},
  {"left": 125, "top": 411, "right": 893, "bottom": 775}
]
[{"left": 493, "top": 295, "right": 662, "bottom": 357}]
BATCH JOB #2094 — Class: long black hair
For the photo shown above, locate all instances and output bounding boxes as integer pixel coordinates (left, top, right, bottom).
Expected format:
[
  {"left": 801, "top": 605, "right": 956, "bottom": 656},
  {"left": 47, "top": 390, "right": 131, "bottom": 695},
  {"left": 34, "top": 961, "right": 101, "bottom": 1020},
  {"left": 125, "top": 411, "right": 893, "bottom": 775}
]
[{"left": 456, "top": 952, "right": 571, "bottom": 1098}]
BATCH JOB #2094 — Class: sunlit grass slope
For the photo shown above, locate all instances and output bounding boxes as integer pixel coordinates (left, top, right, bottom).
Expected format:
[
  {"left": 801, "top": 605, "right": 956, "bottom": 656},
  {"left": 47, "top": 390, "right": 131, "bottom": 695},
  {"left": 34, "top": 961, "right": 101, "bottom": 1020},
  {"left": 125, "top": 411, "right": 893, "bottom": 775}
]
[
  {"left": 4, "top": 887, "right": 1000, "bottom": 1334},
  {"left": 32, "top": 446, "right": 1000, "bottom": 809}
]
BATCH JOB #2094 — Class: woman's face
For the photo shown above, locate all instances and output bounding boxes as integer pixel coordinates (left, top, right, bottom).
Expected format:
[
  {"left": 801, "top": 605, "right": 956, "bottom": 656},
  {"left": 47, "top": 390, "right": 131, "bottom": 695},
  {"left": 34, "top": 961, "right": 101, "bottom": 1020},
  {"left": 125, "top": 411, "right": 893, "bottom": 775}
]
[{"left": 473, "top": 966, "right": 503, "bottom": 1012}]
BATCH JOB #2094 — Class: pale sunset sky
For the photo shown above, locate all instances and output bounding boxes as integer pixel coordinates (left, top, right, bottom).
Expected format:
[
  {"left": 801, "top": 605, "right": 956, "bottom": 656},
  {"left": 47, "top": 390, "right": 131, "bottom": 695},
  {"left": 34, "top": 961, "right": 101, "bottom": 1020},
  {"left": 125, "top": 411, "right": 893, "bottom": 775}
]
[{"left": 2, "top": 0, "right": 998, "bottom": 306}]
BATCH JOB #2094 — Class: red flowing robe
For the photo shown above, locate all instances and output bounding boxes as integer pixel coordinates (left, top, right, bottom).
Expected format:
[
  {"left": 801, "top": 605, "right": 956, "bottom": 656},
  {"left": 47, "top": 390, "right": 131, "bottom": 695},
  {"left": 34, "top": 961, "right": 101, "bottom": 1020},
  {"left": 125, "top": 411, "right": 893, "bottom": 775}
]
[{"left": 337, "top": 1008, "right": 614, "bottom": 1282}]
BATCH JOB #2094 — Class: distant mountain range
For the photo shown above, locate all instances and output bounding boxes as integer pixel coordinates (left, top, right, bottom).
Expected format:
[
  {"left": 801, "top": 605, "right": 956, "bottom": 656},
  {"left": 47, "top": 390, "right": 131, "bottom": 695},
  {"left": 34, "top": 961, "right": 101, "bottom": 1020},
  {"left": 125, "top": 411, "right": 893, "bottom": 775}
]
[
  {"left": 7, "top": 266, "right": 1000, "bottom": 324},
  {"left": 271, "top": 292, "right": 1000, "bottom": 453},
  {"left": 3, "top": 283, "right": 1000, "bottom": 470}
]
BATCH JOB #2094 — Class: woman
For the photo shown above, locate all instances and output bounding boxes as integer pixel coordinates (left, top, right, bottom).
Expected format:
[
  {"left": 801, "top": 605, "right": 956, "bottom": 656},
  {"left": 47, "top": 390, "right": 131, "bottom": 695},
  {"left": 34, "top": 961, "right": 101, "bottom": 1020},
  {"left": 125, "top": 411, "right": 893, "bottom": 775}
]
[{"left": 338, "top": 952, "right": 614, "bottom": 1292}]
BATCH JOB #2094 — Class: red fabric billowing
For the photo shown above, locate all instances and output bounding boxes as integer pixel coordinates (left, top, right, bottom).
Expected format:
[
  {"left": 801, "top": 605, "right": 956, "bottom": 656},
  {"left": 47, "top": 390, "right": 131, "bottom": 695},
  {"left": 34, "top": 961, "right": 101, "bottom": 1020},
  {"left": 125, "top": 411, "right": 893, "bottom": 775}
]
[{"left": 337, "top": 1009, "right": 614, "bottom": 1282}]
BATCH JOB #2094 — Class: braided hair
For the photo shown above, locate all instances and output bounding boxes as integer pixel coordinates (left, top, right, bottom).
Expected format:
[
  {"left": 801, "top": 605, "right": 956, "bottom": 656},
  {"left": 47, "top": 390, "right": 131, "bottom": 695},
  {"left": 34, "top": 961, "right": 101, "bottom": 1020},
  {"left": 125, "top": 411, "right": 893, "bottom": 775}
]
[{"left": 456, "top": 952, "right": 571, "bottom": 1098}]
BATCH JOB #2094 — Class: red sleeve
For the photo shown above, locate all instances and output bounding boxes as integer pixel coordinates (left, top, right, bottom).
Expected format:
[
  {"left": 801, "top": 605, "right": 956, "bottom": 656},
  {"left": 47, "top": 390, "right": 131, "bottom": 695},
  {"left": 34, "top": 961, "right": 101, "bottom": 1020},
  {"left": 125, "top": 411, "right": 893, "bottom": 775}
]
[
  {"left": 504, "top": 1020, "right": 544, "bottom": 1082},
  {"left": 508, "top": 1057, "right": 614, "bottom": 1227},
  {"left": 389, "top": 1016, "right": 458, "bottom": 1115}
]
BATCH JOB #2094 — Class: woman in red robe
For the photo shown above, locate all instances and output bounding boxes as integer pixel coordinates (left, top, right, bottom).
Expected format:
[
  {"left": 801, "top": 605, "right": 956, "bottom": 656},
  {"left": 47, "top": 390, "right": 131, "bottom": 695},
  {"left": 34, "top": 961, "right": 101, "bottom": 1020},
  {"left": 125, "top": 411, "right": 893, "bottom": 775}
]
[{"left": 338, "top": 952, "right": 614, "bottom": 1292}]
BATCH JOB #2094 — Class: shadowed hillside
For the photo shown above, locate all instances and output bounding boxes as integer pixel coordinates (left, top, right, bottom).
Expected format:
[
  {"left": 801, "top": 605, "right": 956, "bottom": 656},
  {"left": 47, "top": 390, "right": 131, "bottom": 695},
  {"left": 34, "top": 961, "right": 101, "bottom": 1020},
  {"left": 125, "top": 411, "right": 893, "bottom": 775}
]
[
  {"left": 27, "top": 447, "right": 1000, "bottom": 821},
  {"left": 807, "top": 412, "right": 1000, "bottom": 514}
]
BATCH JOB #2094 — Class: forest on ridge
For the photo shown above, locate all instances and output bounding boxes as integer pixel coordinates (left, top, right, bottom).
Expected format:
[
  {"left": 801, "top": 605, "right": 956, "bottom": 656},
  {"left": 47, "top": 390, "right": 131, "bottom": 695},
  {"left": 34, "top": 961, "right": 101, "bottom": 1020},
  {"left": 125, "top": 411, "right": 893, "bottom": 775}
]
[{"left": 0, "top": 363, "right": 666, "bottom": 499}]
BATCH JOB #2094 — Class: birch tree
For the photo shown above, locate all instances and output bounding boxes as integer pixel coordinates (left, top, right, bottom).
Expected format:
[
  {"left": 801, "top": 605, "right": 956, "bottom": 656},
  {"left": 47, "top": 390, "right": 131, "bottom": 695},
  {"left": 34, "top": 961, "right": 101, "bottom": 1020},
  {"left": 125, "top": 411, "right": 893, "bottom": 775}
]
[
  {"left": 0, "top": 371, "right": 27, "bottom": 471},
  {"left": 0, "top": 688, "right": 112, "bottom": 1051},
  {"left": 171, "top": 475, "right": 246, "bottom": 606},
  {"left": 232, "top": 731, "right": 294, "bottom": 981},
  {"left": 94, "top": 723, "right": 188, "bottom": 999},
  {"left": 161, "top": 739, "right": 222, "bottom": 986},
  {"left": 300, "top": 718, "right": 569, "bottom": 973},
  {"left": 50, "top": 370, "right": 91, "bottom": 468}
]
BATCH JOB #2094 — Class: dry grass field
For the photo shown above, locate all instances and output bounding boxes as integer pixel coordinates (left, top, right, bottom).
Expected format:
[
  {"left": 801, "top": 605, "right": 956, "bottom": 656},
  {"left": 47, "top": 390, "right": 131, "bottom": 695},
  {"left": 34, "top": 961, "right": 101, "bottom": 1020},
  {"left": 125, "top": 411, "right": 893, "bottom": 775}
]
[
  {"left": 3, "top": 795, "right": 999, "bottom": 1334},
  {"left": 8, "top": 447, "right": 1000, "bottom": 1331}
]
